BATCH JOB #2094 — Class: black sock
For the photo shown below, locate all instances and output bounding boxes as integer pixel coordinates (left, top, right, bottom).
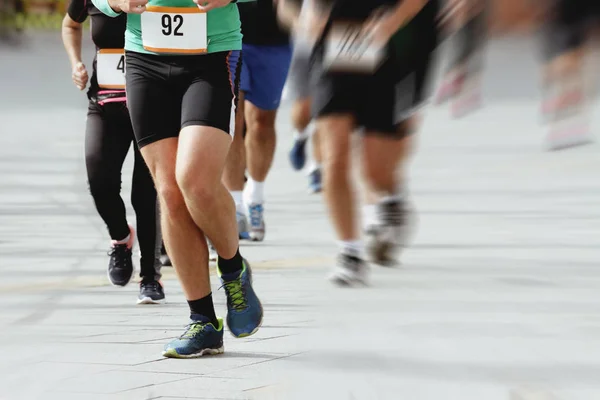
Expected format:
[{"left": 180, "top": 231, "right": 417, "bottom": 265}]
[
  {"left": 218, "top": 248, "right": 243, "bottom": 275},
  {"left": 187, "top": 293, "right": 218, "bottom": 327}
]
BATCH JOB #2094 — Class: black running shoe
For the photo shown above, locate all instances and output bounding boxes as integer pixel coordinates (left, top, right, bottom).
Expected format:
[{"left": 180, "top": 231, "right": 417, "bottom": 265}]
[
  {"left": 107, "top": 244, "right": 134, "bottom": 286},
  {"left": 138, "top": 280, "right": 166, "bottom": 305}
]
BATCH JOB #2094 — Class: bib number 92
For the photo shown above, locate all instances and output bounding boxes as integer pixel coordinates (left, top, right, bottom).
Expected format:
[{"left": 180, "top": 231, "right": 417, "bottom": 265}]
[
  {"left": 161, "top": 14, "right": 183, "bottom": 36},
  {"left": 141, "top": 6, "right": 207, "bottom": 54}
]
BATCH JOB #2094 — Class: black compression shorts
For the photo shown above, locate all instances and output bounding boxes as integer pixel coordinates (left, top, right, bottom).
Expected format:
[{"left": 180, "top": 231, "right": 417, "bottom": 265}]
[
  {"left": 125, "top": 51, "right": 240, "bottom": 148},
  {"left": 311, "top": 1, "right": 439, "bottom": 136}
]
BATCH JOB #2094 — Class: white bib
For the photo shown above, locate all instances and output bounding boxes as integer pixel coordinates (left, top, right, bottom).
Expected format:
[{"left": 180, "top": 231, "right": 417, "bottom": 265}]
[
  {"left": 323, "top": 23, "right": 384, "bottom": 73},
  {"left": 141, "top": 6, "right": 207, "bottom": 54},
  {"left": 97, "top": 49, "right": 126, "bottom": 89}
]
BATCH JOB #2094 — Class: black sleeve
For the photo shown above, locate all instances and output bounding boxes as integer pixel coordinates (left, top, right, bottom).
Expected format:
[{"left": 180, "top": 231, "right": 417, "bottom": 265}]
[{"left": 67, "top": 0, "right": 89, "bottom": 23}]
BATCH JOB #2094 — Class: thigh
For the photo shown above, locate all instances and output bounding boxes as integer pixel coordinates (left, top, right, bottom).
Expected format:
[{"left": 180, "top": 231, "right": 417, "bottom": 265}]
[
  {"left": 125, "top": 51, "right": 181, "bottom": 149},
  {"left": 242, "top": 44, "right": 293, "bottom": 110},
  {"left": 85, "top": 101, "right": 132, "bottom": 177},
  {"left": 181, "top": 51, "right": 235, "bottom": 135}
]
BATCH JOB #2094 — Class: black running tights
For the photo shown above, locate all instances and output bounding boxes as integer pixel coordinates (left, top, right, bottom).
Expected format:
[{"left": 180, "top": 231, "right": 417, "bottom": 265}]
[{"left": 85, "top": 101, "right": 161, "bottom": 282}]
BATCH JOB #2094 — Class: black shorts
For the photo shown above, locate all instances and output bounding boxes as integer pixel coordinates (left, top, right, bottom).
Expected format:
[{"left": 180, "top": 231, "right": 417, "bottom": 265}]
[
  {"left": 543, "top": 0, "right": 600, "bottom": 59},
  {"left": 125, "top": 51, "right": 240, "bottom": 148},
  {"left": 312, "top": 2, "right": 439, "bottom": 135}
]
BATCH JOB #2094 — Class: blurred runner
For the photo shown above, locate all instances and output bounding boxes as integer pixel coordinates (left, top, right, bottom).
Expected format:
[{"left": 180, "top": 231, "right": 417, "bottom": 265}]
[
  {"left": 306, "top": 0, "right": 440, "bottom": 284},
  {"left": 541, "top": 0, "right": 599, "bottom": 150},
  {"left": 92, "top": 0, "right": 263, "bottom": 358},
  {"left": 283, "top": 0, "right": 324, "bottom": 193},
  {"left": 236, "top": 0, "right": 293, "bottom": 241},
  {"left": 61, "top": 0, "right": 164, "bottom": 304},
  {"left": 435, "top": 0, "right": 487, "bottom": 118}
]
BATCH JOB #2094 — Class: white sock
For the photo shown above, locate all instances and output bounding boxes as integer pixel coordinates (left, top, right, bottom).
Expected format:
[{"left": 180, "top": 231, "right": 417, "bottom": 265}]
[
  {"left": 294, "top": 121, "right": 315, "bottom": 142},
  {"left": 114, "top": 233, "right": 130, "bottom": 245},
  {"left": 363, "top": 204, "right": 378, "bottom": 226},
  {"left": 230, "top": 190, "right": 245, "bottom": 214},
  {"left": 243, "top": 178, "right": 265, "bottom": 205},
  {"left": 338, "top": 240, "right": 363, "bottom": 257},
  {"left": 306, "top": 160, "right": 321, "bottom": 175}
]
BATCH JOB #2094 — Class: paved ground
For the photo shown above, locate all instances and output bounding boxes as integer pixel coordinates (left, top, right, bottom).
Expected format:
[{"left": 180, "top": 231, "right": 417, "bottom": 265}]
[{"left": 1, "top": 34, "right": 600, "bottom": 400}]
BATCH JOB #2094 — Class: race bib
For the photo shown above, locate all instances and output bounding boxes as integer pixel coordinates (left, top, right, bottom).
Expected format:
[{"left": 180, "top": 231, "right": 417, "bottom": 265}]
[
  {"left": 97, "top": 49, "right": 125, "bottom": 89},
  {"left": 141, "top": 6, "right": 207, "bottom": 54},
  {"left": 323, "top": 23, "right": 385, "bottom": 73}
]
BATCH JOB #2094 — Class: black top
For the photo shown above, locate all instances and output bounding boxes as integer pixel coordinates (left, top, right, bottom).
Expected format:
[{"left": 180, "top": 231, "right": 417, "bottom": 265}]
[
  {"left": 238, "top": 0, "right": 290, "bottom": 46},
  {"left": 67, "top": 0, "right": 127, "bottom": 101}
]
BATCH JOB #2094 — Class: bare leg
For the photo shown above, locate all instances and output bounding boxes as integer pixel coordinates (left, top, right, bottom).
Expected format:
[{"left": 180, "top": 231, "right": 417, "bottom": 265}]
[
  {"left": 176, "top": 126, "right": 238, "bottom": 260},
  {"left": 318, "top": 115, "right": 356, "bottom": 241},
  {"left": 141, "top": 138, "right": 211, "bottom": 301}
]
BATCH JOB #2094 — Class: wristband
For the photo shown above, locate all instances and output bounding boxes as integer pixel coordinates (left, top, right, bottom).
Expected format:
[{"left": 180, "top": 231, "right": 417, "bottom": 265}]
[{"left": 92, "top": 0, "right": 122, "bottom": 17}]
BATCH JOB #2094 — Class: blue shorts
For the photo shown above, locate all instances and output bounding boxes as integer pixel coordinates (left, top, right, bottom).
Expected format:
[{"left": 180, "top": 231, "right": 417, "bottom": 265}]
[{"left": 240, "top": 43, "right": 292, "bottom": 110}]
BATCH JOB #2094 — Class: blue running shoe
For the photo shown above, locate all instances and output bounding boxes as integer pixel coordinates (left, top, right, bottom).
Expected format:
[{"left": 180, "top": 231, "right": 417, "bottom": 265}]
[
  {"left": 162, "top": 316, "right": 224, "bottom": 359},
  {"left": 247, "top": 204, "right": 265, "bottom": 242},
  {"left": 237, "top": 211, "right": 250, "bottom": 240},
  {"left": 218, "top": 260, "right": 263, "bottom": 338},
  {"left": 308, "top": 168, "right": 322, "bottom": 194},
  {"left": 289, "top": 138, "right": 307, "bottom": 171}
]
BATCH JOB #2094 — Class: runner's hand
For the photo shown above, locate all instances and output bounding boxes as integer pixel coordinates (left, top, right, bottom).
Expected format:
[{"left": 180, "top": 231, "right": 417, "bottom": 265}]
[
  {"left": 195, "top": 0, "right": 232, "bottom": 12},
  {"left": 109, "top": 0, "right": 148, "bottom": 14},
  {"left": 295, "top": 3, "right": 328, "bottom": 42},
  {"left": 72, "top": 62, "right": 88, "bottom": 91}
]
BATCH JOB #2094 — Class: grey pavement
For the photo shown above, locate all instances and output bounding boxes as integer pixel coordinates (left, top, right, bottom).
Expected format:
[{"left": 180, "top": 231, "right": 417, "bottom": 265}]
[{"left": 0, "top": 33, "right": 600, "bottom": 400}]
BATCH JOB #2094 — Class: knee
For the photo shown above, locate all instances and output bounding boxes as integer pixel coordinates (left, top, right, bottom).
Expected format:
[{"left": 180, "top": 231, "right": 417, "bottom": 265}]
[
  {"left": 176, "top": 169, "right": 215, "bottom": 209},
  {"left": 291, "top": 100, "right": 312, "bottom": 129},
  {"left": 156, "top": 181, "right": 186, "bottom": 218},
  {"left": 323, "top": 150, "right": 350, "bottom": 183},
  {"left": 246, "top": 111, "right": 276, "bottom": 138}
]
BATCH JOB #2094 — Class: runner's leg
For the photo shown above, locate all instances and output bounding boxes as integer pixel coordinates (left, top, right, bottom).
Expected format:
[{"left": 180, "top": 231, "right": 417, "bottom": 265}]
[
  {"left": 130, "top": 140, "right": 164, "bottom": 304},
  {"left": 85, "top": 101, "right": 135, "bottom": 287},
  {"left": 242, "top": 44, "right": 292, "bottom": 241}
]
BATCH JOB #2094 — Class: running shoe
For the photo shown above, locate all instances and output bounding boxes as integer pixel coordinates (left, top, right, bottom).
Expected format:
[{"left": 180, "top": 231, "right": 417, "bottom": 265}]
[
  {"left": 451, "top": 90, "right": 482, "bottom": 119},
  {"left": 162, "top": 316, "right": 224, "bottom": 359},
  {"left": 107, "top": 227, "right": 135, "bottom": 287},
  {"left": 308, "top": 168, "right": 322, "bottom": 194},
  {"left": 434, "top": 78, "right": 458, "bottom": 105},
  {"left": 546, "top": 123, "right": 593, "bottom": 151},
  {"left": 329, "top": 253, "right": 369, "bottom": 286},
  {"left": 237, "top": 211, "right": 250, "bottom": 240},
  {"left": 365, "top": 199, "right": 413, "bottom": 267},
  {"left": 289, "top": 138, "right": 308, "bottom": 171},
  {"left": 137, "top": 280, "right": 166, "bottom": 305},
  {"left": 218, "top": 260, "right": 263, "bottom": 338},
  {"left": 247, "top": 204, "right": 265, "bottom": 242}
]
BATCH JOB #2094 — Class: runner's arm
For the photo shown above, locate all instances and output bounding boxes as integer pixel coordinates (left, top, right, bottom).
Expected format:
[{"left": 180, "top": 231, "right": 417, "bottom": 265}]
[
  {"left": 389, "top": 0, "right": 430, "bottom": 29},
  {"left": 93, "top": 0, "right": 123, "bottom": 16},
  {"left": 61, "top": 0, "right": 86, "bottom": 69},
  {"left": 274, "top": 0, "right": 301, "bottom": 31}
]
